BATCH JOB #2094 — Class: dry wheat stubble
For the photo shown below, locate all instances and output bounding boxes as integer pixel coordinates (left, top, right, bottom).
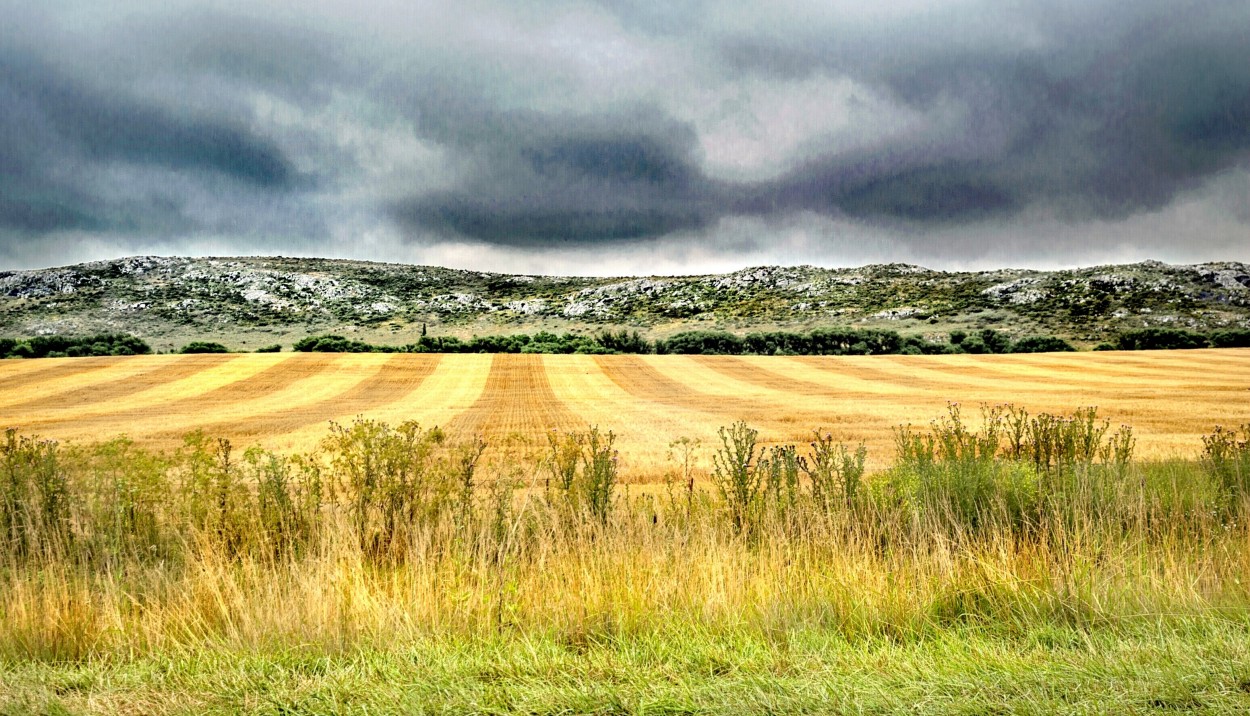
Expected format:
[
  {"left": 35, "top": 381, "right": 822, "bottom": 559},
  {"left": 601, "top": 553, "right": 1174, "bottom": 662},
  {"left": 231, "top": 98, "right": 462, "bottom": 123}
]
[{"left": 3, "top": 349, "right": 1247, "bottom": 469}]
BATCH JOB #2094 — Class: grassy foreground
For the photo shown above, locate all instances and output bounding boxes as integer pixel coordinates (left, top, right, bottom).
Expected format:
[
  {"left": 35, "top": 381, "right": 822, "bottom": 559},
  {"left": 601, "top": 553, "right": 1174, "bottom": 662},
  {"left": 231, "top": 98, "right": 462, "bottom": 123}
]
[
  {"left": 2, "top": 407, "right": 1250, "bottom": 714},
  {"left": 4, "top": 621, "right": 1250, "bottom": 714}
]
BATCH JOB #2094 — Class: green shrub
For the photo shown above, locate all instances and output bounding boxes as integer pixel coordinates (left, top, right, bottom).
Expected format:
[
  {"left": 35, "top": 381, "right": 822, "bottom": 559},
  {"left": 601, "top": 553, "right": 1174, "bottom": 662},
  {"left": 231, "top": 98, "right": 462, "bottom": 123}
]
[
  {"left": 544, "top": 427, "right": 619, "bottom": 523},
  {"left": 581, "top": 427, "right": 618, "bottom": 524},
  {"left": 179, "top": 341, "right": 229, "bottom": 354},
  {"left": 1011, "top": 336, "right": 1076, "bottom": 353},
  {"left": 178, "top": 433, "right": 252, "bottom": 552},
  {"left": 809, "top": 327, "right": 903, "bottom": 355},
  {"left": 761, "top": 444, "right": 801, "bottom": 517},
  {"left": 886, "top": 404, "right": 1134, "bottom": 532},
  {"left": 950, "top": 329, "right": 1014, "bottom": 354},
  {"left": 1115, "top": 328, "right": 1209, "bottom": 351},
  {"left": 1, "top": 333, "right": 152, "bottom": 359},
  {"left": 744, "top": 331, "right": 813, "bottom": 355},
  {"left": 294, "top": 335, "right": 380, "bottom": 353},
  {"left": 658, "top": 330, "right": 746, "bottom": 355},
  {"left": 255, "top": 344, "right": 282, "bottom": 353},
  {"left": 244, "top": 447, "right": 322, "bottom": 557},
  {"left": 1210, "top": 329, "right": 1250, "bottom": 348},
  {"left": 902, "top": 335, "right": 955, "bottom": 354},
  {"left": 980, "top": 329, "right": 1013, "bottom": 354},
  {"left": 412, "top": 335, "right": 465, "bottom": 353},
  {"left": 68, "top": 437, "right": 170, "bottom": 561},
  {"left": 545, "top": 430, "right": 582, "bottom": 494},
  {"left": 595, "top": 330, "right": 653, "bottom": 354}
]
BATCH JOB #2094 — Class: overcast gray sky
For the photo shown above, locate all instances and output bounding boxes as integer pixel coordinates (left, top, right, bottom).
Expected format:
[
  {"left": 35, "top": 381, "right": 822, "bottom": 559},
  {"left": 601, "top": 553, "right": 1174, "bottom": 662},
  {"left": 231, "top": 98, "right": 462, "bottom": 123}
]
[{"left": 2, "top": 0, "right": 1248, "bottom": 274}]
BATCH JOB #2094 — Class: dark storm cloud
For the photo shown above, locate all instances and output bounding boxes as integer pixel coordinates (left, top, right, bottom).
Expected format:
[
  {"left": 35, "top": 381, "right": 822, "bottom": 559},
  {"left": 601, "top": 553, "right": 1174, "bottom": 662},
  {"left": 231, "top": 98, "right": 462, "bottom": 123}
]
[
  {"left": 392, "top": 0, "right": 1250, "bottom": 243},
  {"left": 0, "top": 41, "right": 300, "bottom": 236},
  {"left": 153, "top": 12, "right": 339, "bottom": 95},
  {"left": 392, "top": 111, "right": 726, "bottom": 244},
  {"left": 716, "top": 1, "right": 1250, "bottom": 224},
  {"left": 3, "top": 51, "right": 296, "bottom": 183},
  {"left": 0, "top": 0, "right": 1248, "bottom": 271}
]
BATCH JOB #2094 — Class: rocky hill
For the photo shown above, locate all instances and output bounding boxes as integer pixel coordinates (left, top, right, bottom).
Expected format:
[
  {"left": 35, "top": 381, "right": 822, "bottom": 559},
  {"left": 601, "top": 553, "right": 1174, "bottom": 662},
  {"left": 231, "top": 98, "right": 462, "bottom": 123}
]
[{"left": 2, "top": 256, "right": 1248, "bottom": 351}]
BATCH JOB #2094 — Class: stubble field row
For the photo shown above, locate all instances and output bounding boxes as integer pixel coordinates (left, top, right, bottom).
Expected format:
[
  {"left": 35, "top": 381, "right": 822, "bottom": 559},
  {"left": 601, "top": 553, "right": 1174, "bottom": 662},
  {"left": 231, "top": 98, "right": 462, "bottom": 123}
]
[{"left": 2, "top": 349, "right": 1248, "bottom": 471}]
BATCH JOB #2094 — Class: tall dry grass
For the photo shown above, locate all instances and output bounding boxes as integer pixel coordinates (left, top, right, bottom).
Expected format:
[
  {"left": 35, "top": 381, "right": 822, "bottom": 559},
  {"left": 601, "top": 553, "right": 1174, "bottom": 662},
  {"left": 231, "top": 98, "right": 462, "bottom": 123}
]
[{"left": 2, "top": 408, "right": 1249, "bottom": 662}]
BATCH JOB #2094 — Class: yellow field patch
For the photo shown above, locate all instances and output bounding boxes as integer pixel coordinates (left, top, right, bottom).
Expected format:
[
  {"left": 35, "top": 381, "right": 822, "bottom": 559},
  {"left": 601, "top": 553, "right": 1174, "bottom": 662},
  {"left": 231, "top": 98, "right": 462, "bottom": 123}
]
[
  {"left": 0, "top": 355, "right": 110, "bottom": 386},
  {"left": 0, "top": 352, "right": 237, "bottom": 412},
  {"left": 5, "top": 354, "right": 257, "bottom": 423},
  {"left": 245, "top": 354, "right": 444, "bottom": 451},
  {"left": 445, "top": 354, "right": 582, "bottom": 440},
  {"left": 5, "top": 354, "right": 373, "bottom": 447},
  {"left": 543, "top": 354, "right": 724, "bottom": 471},
  {"left": 2, "top": 349, "right": 1247, "bottom": 472},
  {"left": 0, "top": 355, "right": 207, "bottom": 410},
  {"left": 380, "top": 352, "right": 493, "bottom": 433}
]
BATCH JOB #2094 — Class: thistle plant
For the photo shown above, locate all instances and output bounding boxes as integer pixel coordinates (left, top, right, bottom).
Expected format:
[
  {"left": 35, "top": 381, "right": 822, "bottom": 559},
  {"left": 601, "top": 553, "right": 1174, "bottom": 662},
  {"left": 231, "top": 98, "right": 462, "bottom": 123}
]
[{"left": 712, "top": 421, "right": 761, "bottom": 535}]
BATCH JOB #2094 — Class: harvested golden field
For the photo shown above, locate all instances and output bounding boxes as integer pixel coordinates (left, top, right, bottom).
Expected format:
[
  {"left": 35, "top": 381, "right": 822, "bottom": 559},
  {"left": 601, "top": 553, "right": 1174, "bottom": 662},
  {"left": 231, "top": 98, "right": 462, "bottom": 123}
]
[{"left": 2, "top": 349, "right": 1248, "bottom": 472}]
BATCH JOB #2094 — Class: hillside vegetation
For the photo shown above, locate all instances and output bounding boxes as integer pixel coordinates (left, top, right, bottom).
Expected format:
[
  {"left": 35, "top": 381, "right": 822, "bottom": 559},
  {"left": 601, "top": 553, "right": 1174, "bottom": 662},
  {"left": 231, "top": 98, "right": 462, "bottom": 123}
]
[{"left": 2, "top": 256, "right": 1248, "bottom": 350}]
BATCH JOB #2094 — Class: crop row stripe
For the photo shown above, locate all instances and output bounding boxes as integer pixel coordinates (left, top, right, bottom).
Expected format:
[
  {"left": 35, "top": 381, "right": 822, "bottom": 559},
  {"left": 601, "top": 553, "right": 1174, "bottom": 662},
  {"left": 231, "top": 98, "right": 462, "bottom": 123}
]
[{"left": 155, "top": 354, "right": 444, "bottom": 447}]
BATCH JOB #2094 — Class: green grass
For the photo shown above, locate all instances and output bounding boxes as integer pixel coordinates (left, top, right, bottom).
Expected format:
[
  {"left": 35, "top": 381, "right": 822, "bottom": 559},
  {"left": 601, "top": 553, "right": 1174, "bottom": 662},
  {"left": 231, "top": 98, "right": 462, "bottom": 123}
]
[{"left": 4, "top": 621, "right": 1250, "bottom": 714}]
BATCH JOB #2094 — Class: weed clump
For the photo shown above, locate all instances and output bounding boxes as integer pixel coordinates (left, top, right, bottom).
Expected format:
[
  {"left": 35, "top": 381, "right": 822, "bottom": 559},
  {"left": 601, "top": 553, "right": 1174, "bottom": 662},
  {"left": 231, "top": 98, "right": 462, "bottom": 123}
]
[
  {"left": 324, "top": 419, "right": 450, "bottom": 559},
  {"left": 712, "top": 421, "right": 762, "bottom": 535},
  {"left": 885, "top": 404, "right": 1135, "bottom": 532},
  {"left": 803, "top": 431, "right": 867, "bottom": 513},
  {"left": 545, "top": 426, "right": 619, "bottom": 523},
  {"left": 1, "top": 429, "right": 71, "bottom": 560},
  {"left": 1202, "top": 424, "right": 1250, "bottom": 510}
]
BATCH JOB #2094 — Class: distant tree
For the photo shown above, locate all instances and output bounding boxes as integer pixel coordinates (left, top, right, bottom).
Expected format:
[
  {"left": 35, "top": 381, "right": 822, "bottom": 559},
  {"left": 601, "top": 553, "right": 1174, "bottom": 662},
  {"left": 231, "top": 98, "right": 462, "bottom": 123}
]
[
  {"left": 978, "top": 329, "right": 1013, "bottom": 354},
  {"left": 901, "top": 335, "right": 956, "bottom": 355},
  {"left": 657, "top": 331, "right": 745, "bottom": 355},
  {"left": 958, "top": 336, "right": 986, "bottom": 354},
  {"left": 808, "top": 328, "right": 902, "bottom": 355},
  {"left": 595, "top": 329, "right": 653, "bottom": 354},
  {"left": 1115, "top": 328, "right": 1209, "bottom": 351},
  {"left": 413, "top": 335, "right": 465, "bottom": 353},
  {"left": 294, "top": 335, "right": 378, "bottom": 353},
  {"left": 179, "top": 341, "right": 230, "bottom": 354},
  {"left": 2, "top": 333, "right": 151, "bottom": 358},
  {"left": 1210, "top": 329, "right": 1250, "bottom": 348},
  {"left": 1011, "top": 336, "right": 1076, "bottom": 353},
  {"left": 745, "top": 330, "right": 815, "bottom": 355}
]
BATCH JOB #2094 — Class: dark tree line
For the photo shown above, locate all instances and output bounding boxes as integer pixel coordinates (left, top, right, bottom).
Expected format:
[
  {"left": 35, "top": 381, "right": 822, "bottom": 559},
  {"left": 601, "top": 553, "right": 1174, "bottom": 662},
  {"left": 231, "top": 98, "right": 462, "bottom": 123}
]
[
  {"left": 5, "top": 326, "right": 1246, "bottom": 360},
  {"left": 290, "top": 327, "right": 1081, "bottom": 356},
  {"left": 1104, "top": 328, "right": 1250, "bottom": 351},
  {"left": 0, "top": 334, "right": 151, "bottom": 359}
]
